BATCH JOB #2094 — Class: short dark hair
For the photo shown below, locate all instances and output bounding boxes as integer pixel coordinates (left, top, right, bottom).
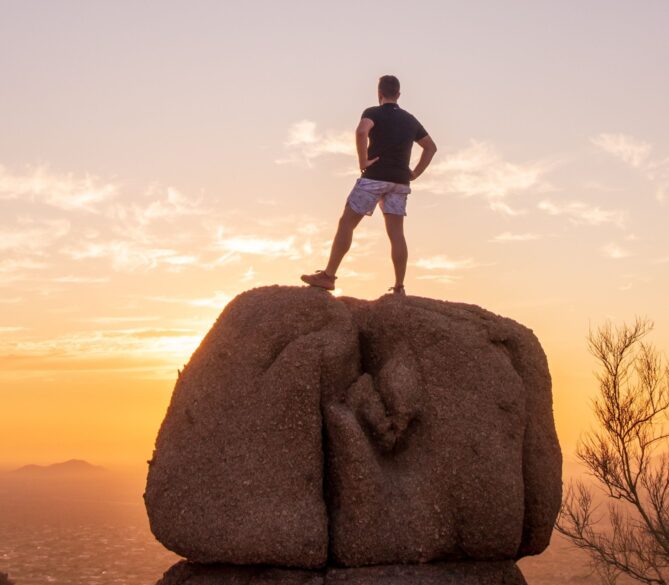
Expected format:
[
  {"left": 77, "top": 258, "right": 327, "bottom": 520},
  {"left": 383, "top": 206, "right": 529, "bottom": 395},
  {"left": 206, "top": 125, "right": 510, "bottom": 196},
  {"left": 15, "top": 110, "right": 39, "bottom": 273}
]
[{"left": 378, "top": 75, "right": 400, "bottom": 99}]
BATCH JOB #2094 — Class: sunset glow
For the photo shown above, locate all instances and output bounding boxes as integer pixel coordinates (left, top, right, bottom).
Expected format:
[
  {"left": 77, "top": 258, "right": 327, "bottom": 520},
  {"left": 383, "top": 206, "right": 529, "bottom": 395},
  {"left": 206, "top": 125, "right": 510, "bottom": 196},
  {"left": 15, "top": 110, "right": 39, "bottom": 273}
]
[{"left": 1, "top": 1, "right": 668, "bottom": 476}]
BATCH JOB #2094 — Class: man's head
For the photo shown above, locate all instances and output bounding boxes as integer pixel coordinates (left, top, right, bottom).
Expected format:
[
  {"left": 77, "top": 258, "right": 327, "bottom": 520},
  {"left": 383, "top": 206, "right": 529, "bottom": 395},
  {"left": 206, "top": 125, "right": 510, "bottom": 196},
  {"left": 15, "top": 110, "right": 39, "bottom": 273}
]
[{"left": 378, "top": 75, "right": 400, "bottom": 103}]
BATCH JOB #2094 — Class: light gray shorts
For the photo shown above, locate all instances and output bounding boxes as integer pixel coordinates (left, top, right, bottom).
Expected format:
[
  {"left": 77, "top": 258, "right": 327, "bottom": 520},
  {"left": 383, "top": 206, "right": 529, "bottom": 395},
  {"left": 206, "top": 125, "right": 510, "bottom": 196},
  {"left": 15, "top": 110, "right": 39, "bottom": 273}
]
[{"left": 346, "top": 177, "right": 411, "bottom": 216}]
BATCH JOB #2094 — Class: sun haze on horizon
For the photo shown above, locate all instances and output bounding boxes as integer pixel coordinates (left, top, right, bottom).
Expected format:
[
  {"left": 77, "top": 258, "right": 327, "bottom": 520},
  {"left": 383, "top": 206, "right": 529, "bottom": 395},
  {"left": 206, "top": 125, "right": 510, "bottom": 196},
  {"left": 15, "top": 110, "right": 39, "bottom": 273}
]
[{"left": 1, "top": 1, "right": 668, "bottom": 471}]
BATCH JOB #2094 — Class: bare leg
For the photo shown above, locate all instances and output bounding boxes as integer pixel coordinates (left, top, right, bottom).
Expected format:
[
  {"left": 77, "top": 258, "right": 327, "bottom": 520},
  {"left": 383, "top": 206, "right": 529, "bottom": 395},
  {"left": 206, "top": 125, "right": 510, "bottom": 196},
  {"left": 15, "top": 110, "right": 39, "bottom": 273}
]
[
  {"left": 383, "top": 212, "right": 407, "bottom": 287},
  {"left": 324, "top": 204, "right": 365, "bottom": 276}
]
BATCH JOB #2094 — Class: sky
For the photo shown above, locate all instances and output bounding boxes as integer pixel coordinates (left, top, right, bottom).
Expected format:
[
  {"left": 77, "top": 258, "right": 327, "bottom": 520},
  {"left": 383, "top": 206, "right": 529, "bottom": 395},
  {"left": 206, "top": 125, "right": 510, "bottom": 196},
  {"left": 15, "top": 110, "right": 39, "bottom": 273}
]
[{"left": 1, "top": 0, "right": 668, "bottom": 471}]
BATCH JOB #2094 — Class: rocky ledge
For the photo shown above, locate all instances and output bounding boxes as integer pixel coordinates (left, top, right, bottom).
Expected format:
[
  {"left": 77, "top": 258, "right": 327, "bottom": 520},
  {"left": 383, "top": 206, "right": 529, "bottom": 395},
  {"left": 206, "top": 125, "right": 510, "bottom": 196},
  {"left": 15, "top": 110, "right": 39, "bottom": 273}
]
[
  {"left": 156, "top": 560, "right": 527, "bottom": 584},
  {"left": 144, "top": 286, "right": 562, "bottom": 584}
]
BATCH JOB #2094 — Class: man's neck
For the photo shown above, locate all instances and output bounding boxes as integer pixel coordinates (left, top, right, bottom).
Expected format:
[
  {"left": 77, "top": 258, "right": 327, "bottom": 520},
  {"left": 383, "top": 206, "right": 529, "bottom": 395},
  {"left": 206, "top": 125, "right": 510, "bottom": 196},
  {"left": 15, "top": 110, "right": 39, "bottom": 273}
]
[{"left": 379, "top": 98, "right": 398, "bottom": 105}]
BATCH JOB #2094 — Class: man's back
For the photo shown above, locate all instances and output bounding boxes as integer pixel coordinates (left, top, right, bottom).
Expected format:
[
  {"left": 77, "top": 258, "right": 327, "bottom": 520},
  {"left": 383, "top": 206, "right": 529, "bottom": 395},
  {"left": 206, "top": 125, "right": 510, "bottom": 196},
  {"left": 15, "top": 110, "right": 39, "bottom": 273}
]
[
  {"left": 301, "top": 75, "right": 437, "bottom": 295},
  {"left": 360, "top": 103, "right": 427, "bottom": 185}
]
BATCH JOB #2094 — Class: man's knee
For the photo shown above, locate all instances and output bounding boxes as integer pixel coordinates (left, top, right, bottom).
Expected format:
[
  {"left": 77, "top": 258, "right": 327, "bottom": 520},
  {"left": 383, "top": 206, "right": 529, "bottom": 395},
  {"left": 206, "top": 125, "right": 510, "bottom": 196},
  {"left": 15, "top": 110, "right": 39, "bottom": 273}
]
[{"left": 390, "top": 236, "right": 407, "bottom": 252}]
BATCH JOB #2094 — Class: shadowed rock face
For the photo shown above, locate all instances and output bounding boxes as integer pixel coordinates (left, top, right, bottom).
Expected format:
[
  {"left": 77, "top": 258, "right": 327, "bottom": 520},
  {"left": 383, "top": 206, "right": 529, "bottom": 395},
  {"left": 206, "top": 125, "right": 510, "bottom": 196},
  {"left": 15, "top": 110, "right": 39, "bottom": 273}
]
[
  {"left": 144, "top": 287, "right": 358, "bottom": 567},
  {"left": 156, "top": 560, "right": 528, "bottom": 585},
  {"left": 156, "top": 562, "right": 323, "bottom": 585},
  {"left": 144, "top": 286, "right": 561, "bottom": 570}
]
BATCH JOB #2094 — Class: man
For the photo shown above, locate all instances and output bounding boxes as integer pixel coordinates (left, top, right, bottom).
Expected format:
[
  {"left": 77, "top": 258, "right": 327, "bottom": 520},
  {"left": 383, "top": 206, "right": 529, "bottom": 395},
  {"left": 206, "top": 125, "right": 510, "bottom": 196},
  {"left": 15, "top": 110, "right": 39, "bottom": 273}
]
[{"left": 301, "top": 75, "right": 437, "bottom": 295}]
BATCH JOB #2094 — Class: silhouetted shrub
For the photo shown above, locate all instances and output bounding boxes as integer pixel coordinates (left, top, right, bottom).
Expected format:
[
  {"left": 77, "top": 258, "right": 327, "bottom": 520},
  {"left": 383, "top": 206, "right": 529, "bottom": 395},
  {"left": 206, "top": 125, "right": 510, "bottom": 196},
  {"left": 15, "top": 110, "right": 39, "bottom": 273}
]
[{"left": 557, "top": 317, "right": 669, "bottom": 584}]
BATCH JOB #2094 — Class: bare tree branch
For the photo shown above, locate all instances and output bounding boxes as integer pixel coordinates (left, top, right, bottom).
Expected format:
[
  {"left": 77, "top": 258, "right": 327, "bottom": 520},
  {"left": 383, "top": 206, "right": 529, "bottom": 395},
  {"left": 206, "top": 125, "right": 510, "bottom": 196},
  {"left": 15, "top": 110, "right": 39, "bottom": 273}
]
[{"left": 557, "top": 317, "right": 669, "bottom": 585}]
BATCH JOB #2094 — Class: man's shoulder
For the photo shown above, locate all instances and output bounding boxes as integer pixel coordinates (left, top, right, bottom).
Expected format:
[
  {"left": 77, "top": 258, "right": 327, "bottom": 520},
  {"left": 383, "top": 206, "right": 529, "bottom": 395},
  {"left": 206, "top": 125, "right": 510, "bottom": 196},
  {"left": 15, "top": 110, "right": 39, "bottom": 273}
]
[
  {"left": 361, "top": 104, "right": 417, "bottom": 119},
  {"left": 399, "top": 109, "right": 427, "bottom": 133},
  {"left": 361, "top": 105, "right": 383, "bottom": 119},
  {"left": 399, "top": 108, "right": 420, "bottom": 122}
]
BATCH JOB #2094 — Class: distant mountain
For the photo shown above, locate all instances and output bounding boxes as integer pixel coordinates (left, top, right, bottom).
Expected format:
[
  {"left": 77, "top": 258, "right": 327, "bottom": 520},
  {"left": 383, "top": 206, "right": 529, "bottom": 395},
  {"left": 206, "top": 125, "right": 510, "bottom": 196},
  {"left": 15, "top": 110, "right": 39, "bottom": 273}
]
[{"left": 12, "top": 459, "right": 106, "bottom": 475}]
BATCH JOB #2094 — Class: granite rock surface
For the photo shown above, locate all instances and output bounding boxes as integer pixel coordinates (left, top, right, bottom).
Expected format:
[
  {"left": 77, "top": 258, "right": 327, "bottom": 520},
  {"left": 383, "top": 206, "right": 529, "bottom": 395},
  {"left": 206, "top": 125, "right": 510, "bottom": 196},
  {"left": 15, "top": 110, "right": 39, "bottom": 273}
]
[
  {"left": 156, "top": 560, "right": 528, "bottom": 585},
  {"left": 144, "top": 287, "right": 357, "bottom": 566},
  {"left": 144, "top": 286, "right": 562, "bottom": 569}
]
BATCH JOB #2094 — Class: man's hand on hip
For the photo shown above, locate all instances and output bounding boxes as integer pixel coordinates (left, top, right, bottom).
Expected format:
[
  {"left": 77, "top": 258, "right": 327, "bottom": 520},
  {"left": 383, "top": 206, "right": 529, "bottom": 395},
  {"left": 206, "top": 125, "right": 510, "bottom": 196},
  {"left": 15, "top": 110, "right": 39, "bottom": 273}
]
[
  {"left": 355, "top": 118, "right": 376, "bottom": 172},
  {"left": 411, "top": 135, "right": 438, "bottom": 181},
  {"left": 359, "top": 157, "right": 379, "bottom": 171}
]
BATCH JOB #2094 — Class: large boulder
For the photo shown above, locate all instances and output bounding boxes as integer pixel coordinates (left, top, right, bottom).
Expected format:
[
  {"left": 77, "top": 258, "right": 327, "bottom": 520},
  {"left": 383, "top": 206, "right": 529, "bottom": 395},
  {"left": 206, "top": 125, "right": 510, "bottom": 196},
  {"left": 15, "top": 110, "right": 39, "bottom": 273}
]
[
  {"left": 144, "top": 286, "right": 561, "bottom": 570},
  {"left": 144, "top": 286, "right": 359, "bottom": 567},
  {"left": 326, "top": 296, "right": 561, "bottom": 565}
]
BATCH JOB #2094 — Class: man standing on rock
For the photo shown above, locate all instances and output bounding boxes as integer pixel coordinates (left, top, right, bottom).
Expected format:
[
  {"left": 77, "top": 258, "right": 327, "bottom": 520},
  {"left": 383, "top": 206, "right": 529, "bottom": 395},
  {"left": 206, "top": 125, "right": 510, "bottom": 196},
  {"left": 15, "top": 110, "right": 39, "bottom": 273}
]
[{"left": 301, "top": 75, "right": 437, "bottom": 295}]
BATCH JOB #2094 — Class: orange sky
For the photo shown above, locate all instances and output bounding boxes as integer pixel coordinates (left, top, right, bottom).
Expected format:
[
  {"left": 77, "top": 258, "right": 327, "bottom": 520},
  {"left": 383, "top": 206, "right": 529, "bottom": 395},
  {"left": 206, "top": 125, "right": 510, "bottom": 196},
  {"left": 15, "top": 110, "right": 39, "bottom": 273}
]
[{"left": 1, "top": 1, "right": 668, "bottom": 471}]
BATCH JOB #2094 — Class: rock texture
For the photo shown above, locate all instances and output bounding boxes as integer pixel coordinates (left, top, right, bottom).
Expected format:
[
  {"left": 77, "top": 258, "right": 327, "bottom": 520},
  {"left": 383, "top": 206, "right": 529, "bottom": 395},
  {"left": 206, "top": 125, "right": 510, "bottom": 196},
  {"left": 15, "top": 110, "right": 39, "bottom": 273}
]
[
  {"left": 156, "top": 562, "right": 322, "bottom": 585},
  {"left": 326, "top": 562, "right": 527, "bottom": 585},
  {"left": 145, "top": 285, "right": 561, "bottom": 573},
  {"left": 144, "top": 287, "right": 358, "bottom": 567},
  {"left": 156, "top": 560, "right": 527, "bottom": 585},
  {"left": 326, "top": 296, "right": 560, "bottom": 565}
]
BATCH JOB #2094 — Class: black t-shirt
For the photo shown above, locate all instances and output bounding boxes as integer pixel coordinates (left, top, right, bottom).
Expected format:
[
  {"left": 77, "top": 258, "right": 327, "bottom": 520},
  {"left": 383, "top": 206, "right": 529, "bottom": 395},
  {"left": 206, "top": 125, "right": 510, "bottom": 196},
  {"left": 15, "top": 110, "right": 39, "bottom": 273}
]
[{"left": 359, "top": 103, "right": 428, "bottom": 185}]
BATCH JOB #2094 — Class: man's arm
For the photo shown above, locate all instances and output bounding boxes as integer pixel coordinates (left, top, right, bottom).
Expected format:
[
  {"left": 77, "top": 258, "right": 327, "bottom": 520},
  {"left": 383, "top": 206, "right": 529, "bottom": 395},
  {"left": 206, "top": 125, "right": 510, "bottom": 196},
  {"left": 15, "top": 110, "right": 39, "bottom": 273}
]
[
  {"left": 355, "top": 118, "right": 379, "bottom": 171},
  {"left": 411, "top": 135, "right": 438, "bottom": 180}
]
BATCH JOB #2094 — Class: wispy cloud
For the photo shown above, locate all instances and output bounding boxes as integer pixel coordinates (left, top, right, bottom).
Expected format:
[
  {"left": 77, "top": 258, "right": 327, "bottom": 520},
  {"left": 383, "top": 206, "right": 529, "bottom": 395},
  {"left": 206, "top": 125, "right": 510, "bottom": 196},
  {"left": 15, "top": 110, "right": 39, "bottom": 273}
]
[
  {"left": 414, "top": 255, "right": 477, "bottom": 271},
  {"left": 51, "top": 275, "right": 110, "bottom": 284},
  {"left": 111, "top": 186, "right": 209, "bottom": 226},
  {"left": 141, "top": 291, "right": 233, "bottom": 310},
  {"left": 490, "top": 232, "right": 541, "bottom": 243},
  {"left": 0, "top": 258, "right": 48, "bottom": 274},
  {"left": 415, "top": 274, "right": 462, "bottom": 284},
  {"left": 83, "top": 316, "right": 161, "bottom": 324},
  {"left": 188, "top": 291, "right": 234, "bottom": 308},
  {"left": 0, "top": 160, "right": 220, "bottom": 281},
  {"left": 335, "top": 267, "right": 375, "bottom": 281},
  {"left": 276, "top": 120, "right": 355, "bottom": 167},
  {"left": 538, "top": 199, "right": 626, "bottom": 228},
  {"left": 416, "top": 141, "right": 553, "bottom": 215},
  {"left": 3, "top": 183, "right": 221, "bottom": 284},
  {"left": 412, "top": 254, "right": 483, "bottom": 284},
  {"left": 618, "top": 273, "right": 651, "bottom": 291},
  {"left": 0, "top": 164, "right": 117, "bottom": 212},
  {"left": 0, "top": 326, "right": 27, "bottom": 334},
  {"left": 297, "top": 222, "right": 321, "bottom": 236},
  {"left": 0, "top": 327, "right": 203, "bottom": 364},
  {"left": 126, "top": 328, "right": 196, "bottom": 339},
  {"left": 60, "top": 241, "right": 199, "bottom": 272},
  {"left": 241, "top": 266, "right": 256, "bottom": 282},
  {"left": 592, "top": 133, "right": 669, "bottom": 202},
  {"left": 216, "top": 235, "right": 298, "bottom": 257},
  {"left": 0, "top": 218, "right": 70, "bottom": 251},
  {"left": 591, "top": 134, "right": 651, "bottom": 168},
  {"left": 0, "top": 297, "right": 22, "bottom": 304},
  {"left": 602, "top": 243, "right": 632, "bottom": 259}
]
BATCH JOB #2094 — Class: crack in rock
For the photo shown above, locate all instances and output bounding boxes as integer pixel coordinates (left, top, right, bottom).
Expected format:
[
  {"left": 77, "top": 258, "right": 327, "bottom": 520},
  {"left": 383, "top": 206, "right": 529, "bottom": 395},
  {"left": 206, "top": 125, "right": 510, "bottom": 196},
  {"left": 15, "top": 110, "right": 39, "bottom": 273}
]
[{"left": 144, "top": 285, "right": 561, "bottom": 573}]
